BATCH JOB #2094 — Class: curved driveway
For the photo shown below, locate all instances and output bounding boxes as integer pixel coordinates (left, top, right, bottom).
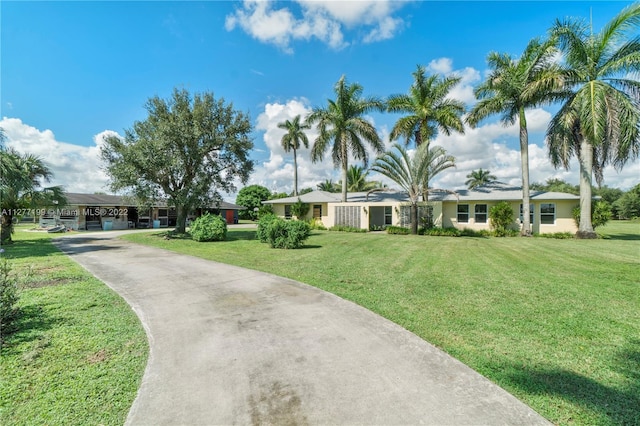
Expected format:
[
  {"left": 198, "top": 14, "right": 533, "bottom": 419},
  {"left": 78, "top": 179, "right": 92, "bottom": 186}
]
[{"left": 54, "top": 231, "right": 550, "bottom": 425}]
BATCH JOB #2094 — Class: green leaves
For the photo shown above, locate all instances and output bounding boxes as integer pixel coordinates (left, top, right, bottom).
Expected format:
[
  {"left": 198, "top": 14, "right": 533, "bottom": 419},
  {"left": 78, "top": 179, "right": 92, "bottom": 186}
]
[{"left": 101, "top": 88, "right": 254, "bottom": 232}]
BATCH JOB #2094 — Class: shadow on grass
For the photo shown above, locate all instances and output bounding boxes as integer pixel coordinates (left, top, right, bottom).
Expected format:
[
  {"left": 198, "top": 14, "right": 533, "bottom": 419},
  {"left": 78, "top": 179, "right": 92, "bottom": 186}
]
[
  {"left": 226, "top": 230, "right": 257, "bottom": 241},
  {"left": 0, "top": 238, "right": 61, "bottom": 259},
  {"left": 504, "top": 341, "right": 640, "bottom": 424},
  {"left": 1, "top": 303, "right": 57, "bottom": 355},
  {"left": 600, "top": 233, "right": 640, "bottom": 241}
]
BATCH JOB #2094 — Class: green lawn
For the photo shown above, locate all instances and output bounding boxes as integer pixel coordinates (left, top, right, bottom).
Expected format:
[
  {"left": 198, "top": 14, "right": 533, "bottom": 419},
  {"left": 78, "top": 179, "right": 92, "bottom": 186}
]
[
  {"left": 0, "top": 227, "right": 148, "bottom": 425},
  {"left": 123, "top": 221, "right": 640, "bottom": 426}
]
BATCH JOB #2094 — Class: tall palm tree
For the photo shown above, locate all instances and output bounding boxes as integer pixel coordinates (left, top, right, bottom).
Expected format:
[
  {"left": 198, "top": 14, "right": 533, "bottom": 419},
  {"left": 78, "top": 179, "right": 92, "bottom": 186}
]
[
  {"left": 277, "top": 114, "right": 310, "bottom": 196},
  {"left": 467, "top": 37, "right": 565, "bottom": 236},
  {"left": 547, "top": 4, "right": 640, "bottom": 238},
  {"left": 388, "top": 66, "right": 465, "bottom": 148},
  {"left": 371, "top": 143, "right": 455, "bottom": 234},
  {"left": 308, "top": 75, "right": 385, "bottom": 202},
  {"left": 465, "top": 168, "right": 497, "bottom": 189},
  {"left": 1, "top": 148, "right": 66, "bottom": 243}
]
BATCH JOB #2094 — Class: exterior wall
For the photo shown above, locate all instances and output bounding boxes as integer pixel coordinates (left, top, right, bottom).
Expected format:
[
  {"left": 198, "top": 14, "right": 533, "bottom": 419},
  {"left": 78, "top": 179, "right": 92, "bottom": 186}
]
[
  {"left": 441, "top": 200, "right": 579, "bottom": 234},
  {"left": 270, "top": 202, "right": 331, "bottom": 228}
]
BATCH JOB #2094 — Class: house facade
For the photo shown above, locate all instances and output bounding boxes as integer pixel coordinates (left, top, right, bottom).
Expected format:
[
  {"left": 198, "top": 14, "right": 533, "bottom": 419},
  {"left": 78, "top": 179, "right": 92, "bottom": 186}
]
[
  {"left": 263, "top": 183, "right": 580, "bottom": 234},
  {"left": 38, "top": 193, "right": 245, "bottom": 231}
]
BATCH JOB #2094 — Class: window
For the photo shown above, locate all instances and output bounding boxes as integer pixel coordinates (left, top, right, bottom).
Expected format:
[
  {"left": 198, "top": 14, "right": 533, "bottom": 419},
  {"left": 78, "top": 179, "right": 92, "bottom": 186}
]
[
  {"left": 474, "top": 204, "right": 488, "bottom": 223},
  {"left": 457, "top": 204, "right": 469, "bottom": 223},
  {"left": 284, "top": 205, "right": 291, "bottom": 219},
  {"left": 384, "top": 206, "right": 392, "bottom": 225},
  {"left": 520, "top": 204, "right": 534, "bottom": 224},
  {"left": 313, "top": 204, "right": 322, "bottom": 219},
  {"left": 540, "top": 203, "right": 555, "bottom": 225}
]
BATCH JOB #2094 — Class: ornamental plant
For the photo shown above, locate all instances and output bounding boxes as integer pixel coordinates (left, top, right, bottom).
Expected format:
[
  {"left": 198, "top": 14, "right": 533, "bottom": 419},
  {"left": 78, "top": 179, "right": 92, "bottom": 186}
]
[
  {"left": 489, "top": 202, "right": 515, "bottom": 237},
  {"left": 190, "top": 213, "right": 227, "bottom": 242}
]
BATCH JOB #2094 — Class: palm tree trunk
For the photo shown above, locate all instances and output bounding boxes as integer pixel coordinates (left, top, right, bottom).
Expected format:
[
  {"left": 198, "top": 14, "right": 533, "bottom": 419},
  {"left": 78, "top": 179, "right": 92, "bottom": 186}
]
[
  {"left": 341, "top": 140, "right": 348, "bottom": 203},
  {"left": 411, "top": 202, "right": 418, "bottom": 235},
  {"left": 293, "top": 147, "right": 298, "bottom": 196},
  {"left": 1, "top": 213, "right": 13, "bottom": 244},
  {"left": 519, "top": 107, "right": 532, "bottom": 236},
  {"left": 577, "top": 135, "right": 597, "bottom": 238}
]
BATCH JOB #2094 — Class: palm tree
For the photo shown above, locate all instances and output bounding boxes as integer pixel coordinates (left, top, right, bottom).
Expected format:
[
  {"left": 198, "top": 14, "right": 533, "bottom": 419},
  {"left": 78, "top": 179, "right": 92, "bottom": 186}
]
[
  {"left": 388, "top": 66, "right": 465, "bottom": 148},
  {"left": 547, "top": 4, "right": 640, "bottom": 238},
  {"left": 308, "top": 75, "right": 385, "bottom": 202},
  {"left": 1, "top": 147, "right": 66, "bottom": 243},
  {"left": 467, "top": 37, "right": 565, "bottom": 236},
  {"left": 340, "top": 165, "right": 385, "bottom": 192},
  {"left": 371, "top": 143, "right": 455, "bottom": 234},
  {"left": 316, "top": 179, "right": 338, "bottom": 192},
  {"left": 277, "top": 115, "right": 310, "bottom": 196},
  {"left": 465, "top": 169, "right": 497, "bottom": 190}
]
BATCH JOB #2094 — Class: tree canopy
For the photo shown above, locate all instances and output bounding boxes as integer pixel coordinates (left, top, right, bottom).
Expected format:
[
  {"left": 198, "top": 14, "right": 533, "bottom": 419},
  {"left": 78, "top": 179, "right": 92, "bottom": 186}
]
[
  {"left": 236, "top": 185, "right": 271, "bottom": 220},
  {"left": 308, "top": 75, "right": 385, "bottom": 202},
  {"left": 101, "top": 88, "right": 253, "bottom": 233},
  {"left": 1, "top": 130, "right": 66, "bottom": 243},
  {"left": 546, "top": 3, "right": 640, "bottom": 238}
]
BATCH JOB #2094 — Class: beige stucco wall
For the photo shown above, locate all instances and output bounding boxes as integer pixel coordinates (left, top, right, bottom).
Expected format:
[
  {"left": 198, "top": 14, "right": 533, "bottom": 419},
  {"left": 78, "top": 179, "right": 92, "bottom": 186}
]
[
  {"left": 270, "top": 202, "right": 331, "bottom": 228},
  {"left": 441, "top": 200, "right": 579, "bottom": 234}
]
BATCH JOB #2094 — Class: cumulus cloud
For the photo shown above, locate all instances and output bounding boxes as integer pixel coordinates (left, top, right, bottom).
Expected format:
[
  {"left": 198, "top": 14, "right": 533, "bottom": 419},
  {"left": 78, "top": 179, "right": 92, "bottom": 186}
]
[
  {"left": 0, "top": 117, "right": 116, "bottom": 193},
  {"left": 225, "top": 0, "right": 408, "bottom": 52},
  {"left": 426, "top": 57, "right": 481, "bottom": 106}
]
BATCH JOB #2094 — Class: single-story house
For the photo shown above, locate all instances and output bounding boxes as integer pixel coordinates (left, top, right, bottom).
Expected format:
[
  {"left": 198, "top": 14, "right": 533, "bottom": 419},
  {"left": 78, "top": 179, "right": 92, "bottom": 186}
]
[
  {"left": 38, "top": 193, "right": 245, "bottom": 231},
  {"left": 263, "top": 182, "right": 581, "bottom": 234}
]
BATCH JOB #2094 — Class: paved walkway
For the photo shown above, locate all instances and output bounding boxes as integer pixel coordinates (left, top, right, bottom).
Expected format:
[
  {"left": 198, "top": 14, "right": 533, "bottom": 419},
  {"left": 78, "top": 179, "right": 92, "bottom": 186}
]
[{"left": 54, "top": 231, "right": 550, "bottom": 425}]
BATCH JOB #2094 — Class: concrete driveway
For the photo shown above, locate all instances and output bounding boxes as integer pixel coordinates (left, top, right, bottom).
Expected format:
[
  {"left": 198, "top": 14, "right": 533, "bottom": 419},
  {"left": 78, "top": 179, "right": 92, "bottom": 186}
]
[{"left": 54, "top": 231, "right": 550, "bottom": 425}]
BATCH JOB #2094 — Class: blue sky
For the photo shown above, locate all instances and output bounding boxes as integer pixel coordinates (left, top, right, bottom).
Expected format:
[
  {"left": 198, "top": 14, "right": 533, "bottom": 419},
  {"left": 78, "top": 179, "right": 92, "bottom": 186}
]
[{"left": 2, "top": 0, "right": 638, "bottom": 199}]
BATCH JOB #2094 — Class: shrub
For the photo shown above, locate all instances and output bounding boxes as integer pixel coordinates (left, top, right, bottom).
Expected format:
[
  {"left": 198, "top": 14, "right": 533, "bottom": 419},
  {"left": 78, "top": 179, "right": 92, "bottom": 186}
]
[
  {"left": 190, "top": 213, "right": 227, "bottom": 242},
  {"left": 536, "top": 232, "right": 575, "bottom": 239},
  {"left": 256, "top": 214, "right": 278, "bottom": 243},
  {"left": 573, "top": 201, "right": 612, "bottom": 229},
  {"left": 265, "top": 218, "right": 311, "bottom": 249},
  {"left": 422, "top": 227, "right": 461, "bottom": 237},
  {"left": 308, "top": 217, "right": 326, "bottom": 230},
  {"left": 290, "top": 199, "right": 310, "bottom": 219},
  {"left": 328, "top": 225, "right": 367, "bottom": 233},
  {"left": 490, "top": 202, "right": 515, "bottom": 237},
  {"left": 386, "top": 226, "right": 410, "bottom": 235},
  {"left": 0, "top": 257, "right": 20, "bottom": 345}
]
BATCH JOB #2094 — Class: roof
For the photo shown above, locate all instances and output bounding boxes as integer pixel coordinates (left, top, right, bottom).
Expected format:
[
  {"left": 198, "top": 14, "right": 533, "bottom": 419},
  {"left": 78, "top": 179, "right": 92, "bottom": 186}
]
[
  {"left": 263, "top": 191, "right": 342, "bottom": 204},
  {"left": 63, "top": 193, "right": 246, "bottom": 210},
  {"left": 263, "top": 184, "right": 580, "bottom": 205}
]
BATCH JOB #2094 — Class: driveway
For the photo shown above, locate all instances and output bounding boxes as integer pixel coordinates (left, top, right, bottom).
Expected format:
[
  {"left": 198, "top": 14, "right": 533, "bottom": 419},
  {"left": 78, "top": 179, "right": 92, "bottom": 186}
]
[{"left": 54, "top": 232, "right": 550, "bottom": 425}]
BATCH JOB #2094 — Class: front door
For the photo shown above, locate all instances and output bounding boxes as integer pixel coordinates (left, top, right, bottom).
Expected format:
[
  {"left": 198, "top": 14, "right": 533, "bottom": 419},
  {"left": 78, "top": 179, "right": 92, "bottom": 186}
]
[{"left": 225, "top": 210, "right": 235, "bottom": 224}]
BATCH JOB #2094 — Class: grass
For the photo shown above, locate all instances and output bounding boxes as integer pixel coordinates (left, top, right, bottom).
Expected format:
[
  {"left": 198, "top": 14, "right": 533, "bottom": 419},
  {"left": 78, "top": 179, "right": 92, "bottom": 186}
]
[
  {"left": 123, "top": 221, "right": 640, "bottom": 426},
  {"left": 0, "top": 226, "right": 148, "bottom": 426}
]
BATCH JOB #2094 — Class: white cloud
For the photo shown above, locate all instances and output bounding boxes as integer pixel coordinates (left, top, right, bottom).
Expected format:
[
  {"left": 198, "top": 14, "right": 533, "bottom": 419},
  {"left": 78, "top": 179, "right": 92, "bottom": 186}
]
[
  {"left": 1, "top": 117, "right": 115, "bottom": 193},
  {"left": 426, "top": 58, "right": 481, "bottom": 105},
  {"left": 225, "top": 0, "right": 408, "bottom": 52}
]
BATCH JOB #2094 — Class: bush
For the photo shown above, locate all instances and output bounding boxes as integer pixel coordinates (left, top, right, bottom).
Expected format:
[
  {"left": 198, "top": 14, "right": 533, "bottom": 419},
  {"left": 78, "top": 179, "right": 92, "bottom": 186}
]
[
  {"left": 290, "top": 199, "right": 310, "bottom": 219},
  {"left": 386, "top": 226, "right": 410, "bottom": 235},
  {"left": 265, "top": 218, "right": 311, "bottom": 249},
  {"left": 573, "top": 201, "right": 612, "bottom": 229},
  {"left": 535, "top": 232, "right": 575, "bottom": 239},
  {"left": 0, "top": 257, "right": 20, "bottom": 345},
  {"left": 308, "top": 217, "right": 326, "bottom": 230},
  {"left": 256, "top": 214, "right": 279, "bottom": 243},
  {"left": 190, "top": 213, "right": 227, "bottom": 242},
  {"left": 421, "top": 227, "right": 461, "bottom": 237},
  {"left": 490, "top": 202, "right": 515, "bottom": 237},
  {"left": 328, "top": 225, "right": 367, "bottom": 233}
]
